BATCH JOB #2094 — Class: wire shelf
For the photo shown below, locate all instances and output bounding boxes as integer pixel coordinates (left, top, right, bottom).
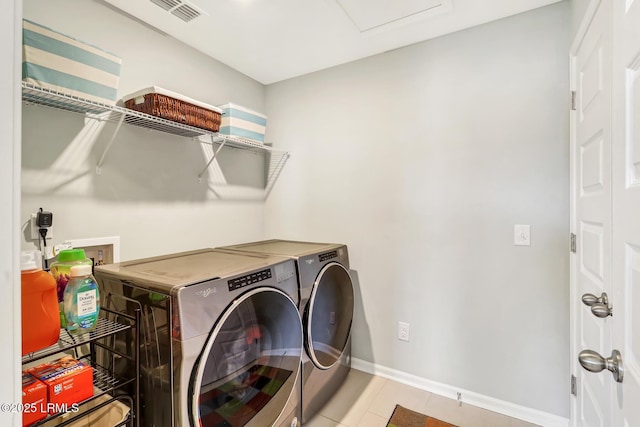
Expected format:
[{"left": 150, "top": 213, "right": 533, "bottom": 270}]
[
  {"left": 22, "top": 82, "right": 290, "bottom": 197},
  {"left": 22, "top": 317, "right": 132, "bottom": 364},
  {"left": 91, "top": 360, "right": 135, "bottom": 393},
  {"left": 22, "top": 82, "right": 213, "bottom": 137},
  {"left": 22, "top": 82, "right": 287, "bottom": 151},
  {"left": 27, "top": 361, "right": 135, "bottom": 427}
]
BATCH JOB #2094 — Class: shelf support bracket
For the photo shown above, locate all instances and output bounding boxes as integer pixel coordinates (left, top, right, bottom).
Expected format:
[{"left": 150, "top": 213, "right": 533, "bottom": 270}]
[
  {"left": 95, "top": 112, "right": 126, "bottom": 175},
  {"left": 265, "top": 152, "right": 291, "bottom": 199},
  {"left": 197, "top": 135, "right": 227, "bottom": 183}
]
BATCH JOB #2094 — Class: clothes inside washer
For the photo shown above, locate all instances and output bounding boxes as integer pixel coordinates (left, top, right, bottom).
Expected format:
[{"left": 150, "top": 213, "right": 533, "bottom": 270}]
[
  {"left": 198, "top": 364, "right": 292, "bottom": 427},
  {"left": 202, "top": 301, "right": 261, "bottom": 385},
  {"left": 195, "top": 289, "right": 302, "bottom": 426}
]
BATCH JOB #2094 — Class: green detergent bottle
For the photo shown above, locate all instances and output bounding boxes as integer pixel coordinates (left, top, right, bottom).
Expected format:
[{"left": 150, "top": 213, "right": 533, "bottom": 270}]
[
  {"left": 63, "top": 264, "right": 100, "bottom": 334},
  {"left": 51, "top": 249, "right": 93, "bottom": 328}
]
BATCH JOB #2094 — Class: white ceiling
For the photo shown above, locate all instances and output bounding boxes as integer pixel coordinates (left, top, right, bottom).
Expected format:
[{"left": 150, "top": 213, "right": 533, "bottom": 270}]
[{"left": 104, "top": 0, "right": 563, "bottom": 85}]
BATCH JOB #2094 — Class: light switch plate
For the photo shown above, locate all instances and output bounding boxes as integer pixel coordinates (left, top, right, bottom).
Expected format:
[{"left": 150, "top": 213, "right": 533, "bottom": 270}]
[{"left": 514, "top": 225, "right": 531, "bottom": 246}]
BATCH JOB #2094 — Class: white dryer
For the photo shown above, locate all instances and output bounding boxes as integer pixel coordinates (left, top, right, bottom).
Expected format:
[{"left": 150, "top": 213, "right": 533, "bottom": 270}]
[
  {"left": 219, "top": 240, "right": 355, "bottom": 423},
  {"left": 94, "top": 249, "right": 303, "bottom": 427}
]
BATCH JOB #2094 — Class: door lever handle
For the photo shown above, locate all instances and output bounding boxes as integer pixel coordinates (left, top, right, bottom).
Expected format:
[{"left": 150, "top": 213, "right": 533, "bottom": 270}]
[
  {"left": 590, "top": 302, "right": 613, "bottom": 318},
  {"left": 581, "top": 292, "right": 608, "bottom": 306},
  {"left": 578, "top": 349, "right": 624, "bottom": 383},
  {"left": 581, "top": 292, "right": 613, "bottom": 317}
]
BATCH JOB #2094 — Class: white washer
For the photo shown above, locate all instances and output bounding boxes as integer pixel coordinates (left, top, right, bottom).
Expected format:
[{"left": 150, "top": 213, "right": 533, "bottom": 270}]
[
  {"left": 95, "top": 249, "right": 303, "bottom": 427},
  {"left": 219, "top": 240, "right": 354, "bottom": 423}
]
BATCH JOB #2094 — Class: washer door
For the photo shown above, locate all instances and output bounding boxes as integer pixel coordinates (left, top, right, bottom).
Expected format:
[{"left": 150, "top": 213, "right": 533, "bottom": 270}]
[
  {"left": 191, "top": 288, "right": 302, "bottom": 427},
  {"left": 306, "top": 262, "right": 355, "bottom": 370}
]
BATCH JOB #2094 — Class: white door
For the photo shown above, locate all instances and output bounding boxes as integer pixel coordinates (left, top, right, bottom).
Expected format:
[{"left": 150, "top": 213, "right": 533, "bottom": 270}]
[
  {"left": 572, "top": 0, "right": 640, "bottom": 425},
  {"left": 611, "top": 0, "right": 640, "bottom": 425},
  {"left": 1, "top": 1, "right": 23, "bottom": 427},
  {"left": 571, "top": 1, "right": 614, "bottom": 426}
]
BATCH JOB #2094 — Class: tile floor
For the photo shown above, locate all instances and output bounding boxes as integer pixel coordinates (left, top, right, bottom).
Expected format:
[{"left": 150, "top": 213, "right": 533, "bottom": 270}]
[{"left": 304, "top": 369, "right": 540, "bottom": 427}]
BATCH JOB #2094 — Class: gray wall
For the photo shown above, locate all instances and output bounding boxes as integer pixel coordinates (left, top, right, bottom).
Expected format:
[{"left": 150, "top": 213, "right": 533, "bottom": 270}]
[
  {"left": 265, "top": 2, "right": 570, "bottom": 417},
  {"left": 21, "top": 0, "right": 267, "bottom": 260}
]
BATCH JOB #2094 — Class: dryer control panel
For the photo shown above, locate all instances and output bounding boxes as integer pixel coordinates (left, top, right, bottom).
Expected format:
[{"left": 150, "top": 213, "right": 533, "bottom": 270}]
[
  {"left": 228, "top": 268, "right": 272, "bottom": 291},
  {"left": 319, "top": 250, "right": 338, "bottom": 262}
]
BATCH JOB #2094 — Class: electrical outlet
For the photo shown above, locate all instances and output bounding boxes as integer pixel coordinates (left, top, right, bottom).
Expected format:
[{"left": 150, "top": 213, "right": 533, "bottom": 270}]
[
  {"left": 30, "top": 213, "right": 53, "bottom": 241},
  {"left": 398, "top": 321, "right": 410, "bottom": 342}
]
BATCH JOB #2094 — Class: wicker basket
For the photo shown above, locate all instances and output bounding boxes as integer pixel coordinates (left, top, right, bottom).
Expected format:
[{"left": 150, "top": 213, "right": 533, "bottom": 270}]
[{"left": 125, "top": 92, "right": 221, "bottom": 132}]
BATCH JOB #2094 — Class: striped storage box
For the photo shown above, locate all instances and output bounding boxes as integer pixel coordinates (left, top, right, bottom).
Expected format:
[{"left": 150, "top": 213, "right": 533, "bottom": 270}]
[
  {"left": 22, "top": 19, "right": 121, "bottom": 105},
  {"left": 218, "top": 103, "right": 267, "bottom": 144}
]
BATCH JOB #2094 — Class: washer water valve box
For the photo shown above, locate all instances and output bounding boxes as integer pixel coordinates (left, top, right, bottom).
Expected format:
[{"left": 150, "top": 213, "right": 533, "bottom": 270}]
[
  {"left": 28, "top": 356, "right": 93, "bottom": 410},
  {"left": 22, "top": 372, "right": 48, "bottom": 426}
]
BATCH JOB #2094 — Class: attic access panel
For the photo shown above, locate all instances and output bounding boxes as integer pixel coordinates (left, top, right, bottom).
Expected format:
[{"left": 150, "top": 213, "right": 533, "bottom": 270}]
[{"left": 336, "top": 0, "right": 453, "bottom": 33}]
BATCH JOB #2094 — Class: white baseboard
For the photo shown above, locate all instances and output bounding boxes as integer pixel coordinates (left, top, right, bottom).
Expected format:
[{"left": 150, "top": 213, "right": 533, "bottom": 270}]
[{"left": 351, "top": 358, "right": 569, "bottom": 427}]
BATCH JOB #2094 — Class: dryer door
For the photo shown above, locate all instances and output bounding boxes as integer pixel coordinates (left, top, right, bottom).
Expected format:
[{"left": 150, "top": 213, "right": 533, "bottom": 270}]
[
  {"left": 190, "top": 288, "right": 302, "bottom": 427},
  {"left": 306, "top": 262, "right": 355, "bottom": 370}
]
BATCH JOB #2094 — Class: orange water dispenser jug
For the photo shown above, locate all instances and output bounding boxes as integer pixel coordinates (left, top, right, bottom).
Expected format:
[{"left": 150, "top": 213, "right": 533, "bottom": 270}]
[{"left": 21, "top": 250, "right": 60, "bottom": 355}]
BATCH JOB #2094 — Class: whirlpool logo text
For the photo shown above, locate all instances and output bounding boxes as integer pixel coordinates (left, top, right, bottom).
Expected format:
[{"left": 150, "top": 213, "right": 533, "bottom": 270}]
[{"left": 196, "top": 287, "right": 216, "bottom": 298}]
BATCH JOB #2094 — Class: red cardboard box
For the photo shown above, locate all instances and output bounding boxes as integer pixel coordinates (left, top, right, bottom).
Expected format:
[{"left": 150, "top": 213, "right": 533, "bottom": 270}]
[
  {"left": 28, "top": 356, "right": 93, "bottom": 410},
  {"left": 22, "top": 372, "right": 47, "bottom": 426}
]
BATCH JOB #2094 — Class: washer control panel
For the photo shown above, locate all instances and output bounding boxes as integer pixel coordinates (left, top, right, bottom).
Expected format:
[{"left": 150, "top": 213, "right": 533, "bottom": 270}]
[{"left": 228, "top": 268, "right": 272, "bottom": 291}]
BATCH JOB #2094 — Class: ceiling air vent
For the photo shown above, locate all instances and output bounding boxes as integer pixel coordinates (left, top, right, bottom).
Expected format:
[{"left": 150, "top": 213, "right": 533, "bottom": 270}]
[
  {"left": 171, "top": 4, "right": 201, "bottom": 22},
  {"left": 150, "top": 0, "right": 207, "bottom": 23},
  {"left": 151, "top": 0, "right": 181, "bottom": 11}
]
